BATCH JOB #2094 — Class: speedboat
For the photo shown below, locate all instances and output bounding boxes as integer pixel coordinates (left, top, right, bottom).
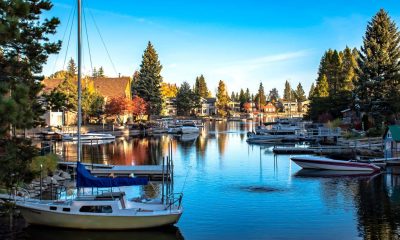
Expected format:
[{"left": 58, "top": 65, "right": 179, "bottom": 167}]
[
  {"left": 62, "top": 133, "right": 115, "bottom": 141},
  {"left": 290, "top": 156, "right": 380, "bottom": 172},
  {"left": 178, "top": 121, "right": 199, "bottom": 134},
  {"left": 15, "top": 162, "right": 183, "bottom": 230}
]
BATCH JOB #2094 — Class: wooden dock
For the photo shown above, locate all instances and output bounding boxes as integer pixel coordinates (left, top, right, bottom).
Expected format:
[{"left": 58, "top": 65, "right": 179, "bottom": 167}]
[
  {"left": 58, "top": 162, "right": 170, "bottom": 180},
  {"left": 273, "top": 147, "right": 315, "bottom": 154}
]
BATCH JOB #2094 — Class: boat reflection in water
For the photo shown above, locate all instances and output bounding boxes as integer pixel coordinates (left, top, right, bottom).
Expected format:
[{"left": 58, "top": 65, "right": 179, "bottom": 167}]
[{"left": 23, "top": 225, "right": 184, "bottom": 240}]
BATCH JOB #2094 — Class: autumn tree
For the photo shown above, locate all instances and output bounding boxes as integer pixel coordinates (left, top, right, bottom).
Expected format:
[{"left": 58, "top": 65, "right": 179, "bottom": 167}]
[
  {"left": 105, "top": 97, "right": 130, "bottom": 124},
  {"left": 216, "top": 80, "right": 229, "bottom": 117},
  {"left": 130, "top": 96, "right": 147, "bottom": 120}
]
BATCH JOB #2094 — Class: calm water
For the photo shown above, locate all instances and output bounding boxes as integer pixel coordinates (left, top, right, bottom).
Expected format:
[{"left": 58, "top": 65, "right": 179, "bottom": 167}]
[{"left": 3, "top": 121, "right": 400, "bottom": 239}]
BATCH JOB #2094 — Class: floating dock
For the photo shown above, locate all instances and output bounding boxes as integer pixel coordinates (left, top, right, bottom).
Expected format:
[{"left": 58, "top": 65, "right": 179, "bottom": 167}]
[
  {"left": 58, "top": 162, "right": 171, "bottom": 180},
  {"left": 273, "top": 147, "right": 315, "bottom": 154}
]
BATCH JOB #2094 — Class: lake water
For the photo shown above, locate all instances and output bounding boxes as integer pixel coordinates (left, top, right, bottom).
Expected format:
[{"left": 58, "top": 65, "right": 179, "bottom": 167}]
[{"left": 2, "top": 121, "right": 400, "bottom": 239}]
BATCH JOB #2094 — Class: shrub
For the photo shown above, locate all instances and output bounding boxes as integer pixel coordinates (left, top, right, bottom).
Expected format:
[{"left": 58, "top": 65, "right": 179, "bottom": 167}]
[{"left": 30, "top": 154, "right": 58, "bottom": 177}]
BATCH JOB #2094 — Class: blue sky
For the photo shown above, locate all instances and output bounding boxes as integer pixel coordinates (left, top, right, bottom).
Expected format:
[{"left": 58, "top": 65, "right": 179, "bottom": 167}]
[{"left": 42, "top": 0, "right": 400, "bottom": 96}]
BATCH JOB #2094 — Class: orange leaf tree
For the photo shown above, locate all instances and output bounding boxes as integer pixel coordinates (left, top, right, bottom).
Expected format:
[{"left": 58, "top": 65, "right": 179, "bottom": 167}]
[
  {"left": 105, "top": 96, "right": 130, "bottom": 123},
  {"left": 129, "top": 96, "right": 148, "bottom": 120}
]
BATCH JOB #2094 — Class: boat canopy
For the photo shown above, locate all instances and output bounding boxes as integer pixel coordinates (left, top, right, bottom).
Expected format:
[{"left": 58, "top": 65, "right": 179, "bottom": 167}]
[{"left": 76, "top": 162, "right": 149, "bottom": 188}]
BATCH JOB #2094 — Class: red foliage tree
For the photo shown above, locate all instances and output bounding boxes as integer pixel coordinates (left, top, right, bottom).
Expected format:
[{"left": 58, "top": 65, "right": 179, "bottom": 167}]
[
  {"left": 243, "top": 102, "right": 252, "bottom": 112},
  {"left": 105, "top": 97, "right": 130, "bottom": 122},
  {"left": 129, "top": 96, "right": 148, "bottom": 120}
]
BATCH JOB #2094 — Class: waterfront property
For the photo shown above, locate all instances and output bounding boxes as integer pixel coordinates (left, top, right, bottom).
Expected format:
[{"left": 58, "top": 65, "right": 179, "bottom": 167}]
[{"left": 384, "top": 125, "right": 400, "bottom": 159}]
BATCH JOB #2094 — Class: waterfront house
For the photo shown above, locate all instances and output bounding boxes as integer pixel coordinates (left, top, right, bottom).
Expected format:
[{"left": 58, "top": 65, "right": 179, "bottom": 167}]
[
  {"left": 42, "top": 77, "right": 132, "bottom": 124},
  {"left": 165, "top": 97, "right": 177, "bottom": 116},
  {"left": 228, "top": 100, "right": 241, "bottom": 112},
  {"left": 384, "top": 125, "right": 400, "bottom": 159},
  {"left": 197, "top": 98, "right": 217, "bottom": 116},
  {"left": 262, "top": 102, "right": 276, "bottom": 113}
]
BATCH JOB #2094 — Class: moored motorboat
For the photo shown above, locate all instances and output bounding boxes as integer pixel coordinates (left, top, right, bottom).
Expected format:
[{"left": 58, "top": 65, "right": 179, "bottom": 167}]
[
  {"left": 290, "top": 156, "right": 380, "bottom": 172},
  {"left": 62, "top": 133, "right": 116, "bottom": 141}
]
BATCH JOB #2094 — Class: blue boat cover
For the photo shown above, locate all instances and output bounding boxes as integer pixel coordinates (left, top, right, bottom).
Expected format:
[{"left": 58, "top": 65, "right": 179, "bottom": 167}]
[{"left": 76, "top": 162, "right": 149, "bottom": 188}]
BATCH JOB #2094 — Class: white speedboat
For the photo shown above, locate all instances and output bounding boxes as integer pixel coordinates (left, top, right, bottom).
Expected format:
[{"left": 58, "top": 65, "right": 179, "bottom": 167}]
[
  {"left": 290, "top": 156, "right": 380, "bottom": 172},
  {"left": 62, "top": 133, "right": 116, "bottom": 141},
  {"left": 16, "top": 162, "right": 183, "bottom": 230},
  {"left": 178, "top": 121, "right": 199, "bottom": 134}
]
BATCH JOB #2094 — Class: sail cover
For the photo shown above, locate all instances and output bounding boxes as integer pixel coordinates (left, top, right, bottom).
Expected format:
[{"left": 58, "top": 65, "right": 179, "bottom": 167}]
[{"left": 76, "top": 162, "right": 149, "bottom": 188}]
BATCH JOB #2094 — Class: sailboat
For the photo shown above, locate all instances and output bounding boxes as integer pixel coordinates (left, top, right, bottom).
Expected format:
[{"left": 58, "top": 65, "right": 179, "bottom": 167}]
[{"left": 15, "top": 0, "right": 183, "bottom": 229}]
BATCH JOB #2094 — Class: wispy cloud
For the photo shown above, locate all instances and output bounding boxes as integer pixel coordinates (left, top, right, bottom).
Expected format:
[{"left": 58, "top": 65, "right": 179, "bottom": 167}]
[{"left": 206, "top": 49, "right": 311, "bottom": 93}]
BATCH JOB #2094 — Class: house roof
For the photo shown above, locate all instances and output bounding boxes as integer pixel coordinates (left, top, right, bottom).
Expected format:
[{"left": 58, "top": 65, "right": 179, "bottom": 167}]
[
  {"left": 42, "top": 78, "right": 64, "bottom": 93},
  {"left": 385, "top": 125, "right": 400, "bottom": 141},
  {"left": 42, "top": 77, "right": 131, "bottom": 99},
  {"left": 91, "top": 77, "right": 130, "bottom": 98}
]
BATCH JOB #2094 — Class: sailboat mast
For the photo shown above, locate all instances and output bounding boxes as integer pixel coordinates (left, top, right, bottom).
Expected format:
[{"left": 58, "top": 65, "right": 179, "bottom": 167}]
[{"left": 77, "top": 0, "right": 82, "bottom": 162}]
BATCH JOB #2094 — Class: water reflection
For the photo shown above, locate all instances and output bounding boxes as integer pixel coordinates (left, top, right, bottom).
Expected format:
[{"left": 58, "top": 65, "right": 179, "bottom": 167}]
[
  {"left": 7, "top": 121, "right": 400, "bottom": 239},
  {"left": 22, "top": 225, "right": 184, "bottom": 240}
]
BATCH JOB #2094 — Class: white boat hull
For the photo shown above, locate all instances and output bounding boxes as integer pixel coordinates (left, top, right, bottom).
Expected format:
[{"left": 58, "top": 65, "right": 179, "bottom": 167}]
[
  {"left": 179, "top": 126, "right": 199, "bottom": 134},
  {"left": 291, "top": 156, "right": 380, "bottom": 172},
  {"left": 17, "top": 201, "right": 182, "bottom": 230}
]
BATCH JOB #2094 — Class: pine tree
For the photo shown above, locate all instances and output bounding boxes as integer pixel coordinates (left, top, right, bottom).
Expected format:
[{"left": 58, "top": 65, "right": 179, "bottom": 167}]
[
  {"left": 92, "top": 67, "right": 98, "bottom": 78},
  {"left": 340, "top": 47, "right": 357, "bottom": 92},
  {"left": 136, "top": 41, "right": 163, "bottom": 116},
  {"left": 98, "top": 66, "right": 105, "bottom": 77},
  {"left": 0, "top": 0, "right": 61, "bottom": 136},
  {"left": 283, "top": 80, "right": 292, "bottom": 100},
  {"left": 176, "top": 82, "right": 194, "bottom": 116},
  {"left": 131, "top": 70, "right": 140, "bottom": 97},
  {"left": 198, "top": 74, "right": 209, "bottom": 98},
  {"left": 268, "top": 88, "right": 280, "bottom": 103},
  {"left": 67, "top": 58, "right": 77, "bottom": 79},
  {"left": 239, "top": 89, "right": 246, "bottom": 110},
  {"left": 256, "top": 82, "right": 267, "bottom": 109},
  {"left": 245, "top": 88, "right": 251, "bottom": 102},
  {"left": 308, "top": 83, "right": 315, "bottom": 99},
  {"left": 230, "top": 91, "right": 236, "bottom": 101},
  {"left": 295, "top": 83, "right": 306, "bottom": 102},
  {"left": 216, "top": 80, "right": 229, "bottom": 117},
  {"left": 316, "top": 75, "right": 329, "bottom": 97},
  {"left": 357, "top": 9, "right": 400, "bottom": 125}
]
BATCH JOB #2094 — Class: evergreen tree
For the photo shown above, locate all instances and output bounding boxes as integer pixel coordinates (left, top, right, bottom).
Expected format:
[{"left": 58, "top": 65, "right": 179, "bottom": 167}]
[
  {"left": 98, "top": 66, "right": 105, "bottom": 77},
  {"left": 131, "top": 70, "right": 139, "bottom": 97},
  {"left": 198, "top": 74, "right": 209, "bottom": 98},
  {"left": 295, "top": 83, "right": 306, "bottom": 102},
  {"left": 92, "top": 67, "right": 98, "bottom": 78},
  {"left": 0, "top": 0, "right": 60, "bottom": 189},
  {"left": 283, "top": 80, "right": 292, "bottom": 100},
  {"left": 136, "top": 41, "right": 163, "bottom": 116},
  {"left": 230, "top": 91, "right": 236, "bottom": 101},
  {"left": 308, "top": 83, "right": 315, "bottom": 99},
  {"left": 66, "top": 58, "right": 77, "bottom": 78},
  {"left": 268, "top": 88, "right": 280, "bottom": 102},
  {"left": 176, "top": 82, "right": 195, "bottom": 116},
  {"left": 239, "top": 89, "right": 246, "bottom": 110},
  {"left": 316, "top": 75, "right": 329, "bottom": 97},
  {"left": 245, "top": 88, "right": 251, "bottom": 102},
  {"left": 357, "top": 9, "right": 400, "bottom": 126},
  {"left": 216, "top": 80, "right": 229, "bottom": 117},
  {"left": 255, "top": 82, "right": 267, "bottom": 109},
  {"left": 0, "top": 0, "right": 61, "bottom": 136},
  {"left": 340, "top": 46, "right": 357, "bottom": 92}
]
